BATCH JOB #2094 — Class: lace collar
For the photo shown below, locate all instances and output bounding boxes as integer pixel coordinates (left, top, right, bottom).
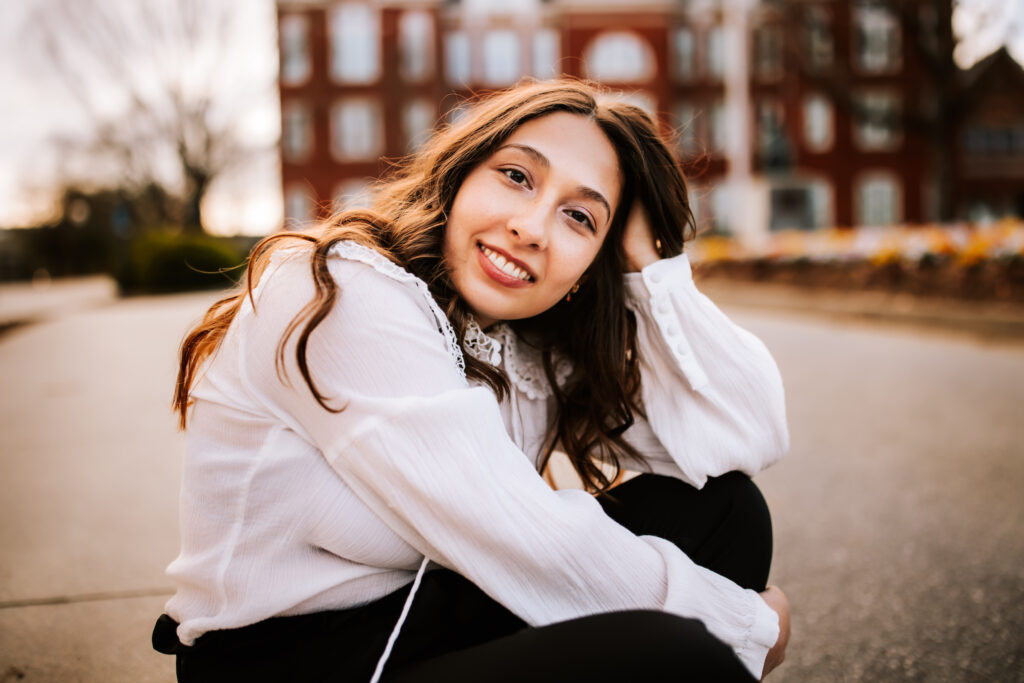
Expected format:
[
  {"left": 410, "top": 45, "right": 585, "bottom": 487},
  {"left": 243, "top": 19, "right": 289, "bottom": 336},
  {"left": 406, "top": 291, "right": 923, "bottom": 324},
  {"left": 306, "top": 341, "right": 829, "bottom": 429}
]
[{"left": 463, "top": 320, "right": 573, "bottom": 401}]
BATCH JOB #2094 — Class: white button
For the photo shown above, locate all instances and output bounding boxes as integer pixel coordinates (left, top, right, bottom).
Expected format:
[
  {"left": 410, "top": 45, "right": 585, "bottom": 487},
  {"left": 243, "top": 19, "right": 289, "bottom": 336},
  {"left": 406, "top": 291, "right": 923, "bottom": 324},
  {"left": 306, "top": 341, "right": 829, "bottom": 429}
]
[
  {"left": 657, "top": 301, "right": 670, "bottom": 315},
  {"left": 649, "top": 272, "right": 663, "bottom": 284},
  {"left": 666, "top": 324, "right": 679, "bottom": 337},
  {"left": 675, "top": 342, "right": 688, "bottom": 356}
]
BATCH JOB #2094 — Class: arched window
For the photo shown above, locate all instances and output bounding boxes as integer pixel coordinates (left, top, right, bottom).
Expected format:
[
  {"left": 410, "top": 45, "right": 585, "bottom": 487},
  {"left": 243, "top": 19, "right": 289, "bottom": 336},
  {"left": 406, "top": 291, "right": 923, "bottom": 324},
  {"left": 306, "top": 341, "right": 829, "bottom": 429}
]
[{"left": 583, "top": 32, "right": 655, "bottom": 83}]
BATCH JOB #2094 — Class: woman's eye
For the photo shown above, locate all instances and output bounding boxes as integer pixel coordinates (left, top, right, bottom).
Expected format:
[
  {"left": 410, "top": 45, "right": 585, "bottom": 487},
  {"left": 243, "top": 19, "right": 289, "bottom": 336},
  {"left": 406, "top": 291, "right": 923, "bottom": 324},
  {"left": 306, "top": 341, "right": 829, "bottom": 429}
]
[
  {"left": 566, "top": 209, "right": 594, "bottom": 231},
  {"left": 502, "top": 168, "right": 529, "bottom": 186}
]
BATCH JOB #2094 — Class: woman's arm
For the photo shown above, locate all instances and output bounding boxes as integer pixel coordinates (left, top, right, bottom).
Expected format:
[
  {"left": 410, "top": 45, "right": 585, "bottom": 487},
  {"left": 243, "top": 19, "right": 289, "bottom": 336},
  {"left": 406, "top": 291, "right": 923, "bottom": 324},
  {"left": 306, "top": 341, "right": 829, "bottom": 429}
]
[
  {"left": 237, "top": 251, "right": 779, "bottom": 678},
  {"left": 619, "top": 204, "right": 789, "bottom": 488}
]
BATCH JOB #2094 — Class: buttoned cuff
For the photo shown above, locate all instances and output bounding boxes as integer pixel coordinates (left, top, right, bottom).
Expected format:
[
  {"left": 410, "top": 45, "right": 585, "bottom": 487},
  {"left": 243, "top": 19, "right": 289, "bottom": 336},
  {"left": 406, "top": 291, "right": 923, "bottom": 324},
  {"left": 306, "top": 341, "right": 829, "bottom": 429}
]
[{"left": 624, "top": 254, "right": 709, "bottom": 391}]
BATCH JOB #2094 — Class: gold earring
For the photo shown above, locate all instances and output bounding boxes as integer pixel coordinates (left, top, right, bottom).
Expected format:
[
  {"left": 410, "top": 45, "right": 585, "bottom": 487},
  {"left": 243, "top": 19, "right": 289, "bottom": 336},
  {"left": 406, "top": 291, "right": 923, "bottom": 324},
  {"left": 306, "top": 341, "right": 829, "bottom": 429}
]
[
  {"left": 566, "top": 282, "right": 580, "bottom": 302},
  {"left": 655, "top": 238, "right": 663, "bottom": 256}
]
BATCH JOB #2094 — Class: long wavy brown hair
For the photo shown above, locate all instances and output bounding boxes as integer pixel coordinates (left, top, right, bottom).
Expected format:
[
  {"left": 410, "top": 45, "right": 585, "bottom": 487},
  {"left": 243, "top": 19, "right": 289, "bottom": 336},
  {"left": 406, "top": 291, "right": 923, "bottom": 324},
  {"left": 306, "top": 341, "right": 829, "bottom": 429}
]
[{"left": 175, "top": 79, "right": 695, "bottom": 493}]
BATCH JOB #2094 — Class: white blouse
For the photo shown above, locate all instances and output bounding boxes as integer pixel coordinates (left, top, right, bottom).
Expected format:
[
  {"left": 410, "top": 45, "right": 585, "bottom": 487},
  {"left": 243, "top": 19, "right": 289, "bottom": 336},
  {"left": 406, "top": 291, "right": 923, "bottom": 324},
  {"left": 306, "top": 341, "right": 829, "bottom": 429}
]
[{"left": 164, "top": 241, "right": 789, "bottom": 678}]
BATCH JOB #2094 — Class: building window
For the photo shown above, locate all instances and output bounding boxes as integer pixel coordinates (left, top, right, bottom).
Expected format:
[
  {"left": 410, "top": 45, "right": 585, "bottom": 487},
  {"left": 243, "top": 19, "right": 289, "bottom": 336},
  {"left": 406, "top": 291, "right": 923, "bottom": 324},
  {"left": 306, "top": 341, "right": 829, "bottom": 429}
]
[
  {"left": 769, "top": 179, "right": 833, "bottom": 231},
  {"left": 752, "top": 25, "right": 783, "bottom": 81},
  {"left": 962, "top": 124, "right": 1024, "bottom": 155},
  {"left": 399, "top": 10, "right": 434, "bottom": 83},
  {"left": 710, "top": 184, "right": 732, "bottom": 234},
  {"left": 803, "top": 93, "right": 833, "bottom": 153},
  {"left": 756, "top": 99, "right": 788, "bottom": 167},
  {"left": 709, "top": 99, "right": 727, "bottom": 155},
  {"left": 706, "top": 26, "right": 725, "bottom": 81},
  {"left": 331, "top": 98, "right": 383, "bottom": 161},
  {"left": 403, "top": 99, "right": 435, "bottom": 152},
  {"left": 445, "top": 31, "right": 471, "bottom": 86},
  {"left": 333, "top": 179, "right": 373, "bottom": 213},
  {"left": 583, "top": 31, "right": 655, "bottom": 83},
  {"left": 804, "top": 7, "right": 833, "bottom": 72},
  {"left": 284, "top": 184, "right": 315, "bottom": 227},
  {"left": 854, "top": 4, "right": 900, "bottom": 74},
  {"left": 281, "top": 101, "right": 313, "bottom": 163},
  {"left": 533, "top": 28, "right": 560, "bottom": 79},
  {"left": 674, "top": 102, "right": 701, "bottom": 157},
  {"left": 483, "top": 30, "right": 521, "bottom": 86},
  {"left": 856, "top": 174, "right": 902, "bottom": 226},
  {"left": 673, "top": 28, "right": 696, "bottom": 82},
  {"left": 280, "top": 14, "right": 311, "bottom": 86},
  {"left": 329, "top": 3, "right": 381, "bottom": 84},
  {"left": 854, "top": 92, "right": 902, "bottom": 151}
]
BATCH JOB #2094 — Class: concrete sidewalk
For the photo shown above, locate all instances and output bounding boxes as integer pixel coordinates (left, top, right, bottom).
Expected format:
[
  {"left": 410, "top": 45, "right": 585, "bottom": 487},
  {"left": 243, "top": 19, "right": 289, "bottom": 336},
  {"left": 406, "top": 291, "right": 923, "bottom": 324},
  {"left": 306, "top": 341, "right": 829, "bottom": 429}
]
[
  {"left": 0, "top": 276, "right": 119, "bottom": 329},
  {"left": 1, "top": 279, "right": 1022, "bottom": 681},
  {"left": 0, "top": 287, "right": 220, "bottom": 683}
]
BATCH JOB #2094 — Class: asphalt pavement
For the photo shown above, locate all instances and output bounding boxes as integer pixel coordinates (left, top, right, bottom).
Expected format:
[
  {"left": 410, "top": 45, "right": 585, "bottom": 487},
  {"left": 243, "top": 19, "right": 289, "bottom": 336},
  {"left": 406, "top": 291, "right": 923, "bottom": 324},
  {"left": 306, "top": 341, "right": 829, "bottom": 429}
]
[{"left": 1, "top": 278, "right": 1022, "bottom": 682}]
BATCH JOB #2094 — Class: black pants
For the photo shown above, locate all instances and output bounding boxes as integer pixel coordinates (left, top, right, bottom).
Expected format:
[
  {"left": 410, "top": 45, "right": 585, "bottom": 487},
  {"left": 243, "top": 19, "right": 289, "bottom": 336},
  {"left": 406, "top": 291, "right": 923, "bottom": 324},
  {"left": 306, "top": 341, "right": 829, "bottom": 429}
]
[{"left": 153, "top": 472, "right": 773, "bottom": 682}]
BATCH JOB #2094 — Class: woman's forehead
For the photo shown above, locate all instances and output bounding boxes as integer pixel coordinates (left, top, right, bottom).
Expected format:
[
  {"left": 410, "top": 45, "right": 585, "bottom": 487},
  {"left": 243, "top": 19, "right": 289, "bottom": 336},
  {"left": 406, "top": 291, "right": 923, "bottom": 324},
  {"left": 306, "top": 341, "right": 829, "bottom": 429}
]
[{"left": 499, "top": 112, "right": 622, "bottom": 209}]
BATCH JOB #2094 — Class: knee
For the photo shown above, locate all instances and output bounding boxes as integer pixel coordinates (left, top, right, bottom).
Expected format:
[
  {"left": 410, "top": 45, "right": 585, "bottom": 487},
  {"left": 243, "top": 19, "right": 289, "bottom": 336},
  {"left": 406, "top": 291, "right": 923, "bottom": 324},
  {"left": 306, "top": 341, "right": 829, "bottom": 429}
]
[
  {"left": 707, "top": 472, "right": 774, "bottom": 587},
  {"left": 711, "top": 472, "right": 772, "bottom": 538}
]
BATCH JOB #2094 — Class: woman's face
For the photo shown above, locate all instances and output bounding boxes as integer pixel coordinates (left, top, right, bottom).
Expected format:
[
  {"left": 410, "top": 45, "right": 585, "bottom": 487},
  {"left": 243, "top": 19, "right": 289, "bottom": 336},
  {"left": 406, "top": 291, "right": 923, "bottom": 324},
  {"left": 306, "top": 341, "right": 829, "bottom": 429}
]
[{"left": 444, "top": 111, "right": 621, "bottom": 328}]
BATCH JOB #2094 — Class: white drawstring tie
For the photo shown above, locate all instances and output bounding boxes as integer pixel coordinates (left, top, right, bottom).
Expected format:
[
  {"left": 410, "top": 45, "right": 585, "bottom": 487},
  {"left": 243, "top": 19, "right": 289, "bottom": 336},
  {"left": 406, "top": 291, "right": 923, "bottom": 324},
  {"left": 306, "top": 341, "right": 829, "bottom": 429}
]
[{"left": 369, "top": 556, "right": 430, "bottom": 683}]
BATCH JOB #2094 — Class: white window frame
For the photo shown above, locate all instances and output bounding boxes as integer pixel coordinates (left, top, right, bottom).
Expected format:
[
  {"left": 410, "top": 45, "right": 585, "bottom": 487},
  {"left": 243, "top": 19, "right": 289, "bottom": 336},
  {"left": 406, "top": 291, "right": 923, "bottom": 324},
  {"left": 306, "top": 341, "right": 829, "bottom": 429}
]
[
  {"left": 802, "top": 93, "right": 834, "bottom": 153},
  {"left": 332, "top": 179, "right": 373, "bottom": 213},
  {"left": 674, "top": 101, "right": 701, "bottom": 157},
  {"left": 853, "top": 91, "right": 902, "bottom": 152},
  {"left": 482, "top": 29, "right": 521, "bottom": 87},
  {"left": 673, "top": 27, "right": 696, "bottom": 82},
  {"left": 445, "top": 31, "right": 471, "bottom": 86},
  {"left": 706, "top": 26, "right": 725, "bottom": 81},
  {"left": 330, "top": 98, "right": 384, "bottom": 162},
  {"left": 853, "top": 4, "right": 901, "bottom": 74},
  {"left": 329, "top": 3, "right": 381, "bottom": 84},
  {"left": 281, "top": 100, "right": 313, "bottom": 163},
  {"left": 752, "top": 24, "right": 783, "bottom": 82},
  {"left": 399, "top": 10, "right": 435, "bottom": 83},
  {"left": 583, "top": 31, "right": 656, "bottom": 83},
  {"left": 280, "top": 14, "right": 312, "bottom": 86},
  {"left": 533, "top": 28, "right": 560, "bottom": 79},
  {"left": 855, "top": 172, "right": 903, "bottom": 227},
  {"left": 708, "top": 99, "right": 727, "bottom": 156},
  {"left": 284, "top": 184, "right": 316, "bottom": 227},
  {"left": 804, "top": 6, "right": 833, "bottom": 73},
  {"left": 402, "top": 99, "right": 435, "bottom": 153}
]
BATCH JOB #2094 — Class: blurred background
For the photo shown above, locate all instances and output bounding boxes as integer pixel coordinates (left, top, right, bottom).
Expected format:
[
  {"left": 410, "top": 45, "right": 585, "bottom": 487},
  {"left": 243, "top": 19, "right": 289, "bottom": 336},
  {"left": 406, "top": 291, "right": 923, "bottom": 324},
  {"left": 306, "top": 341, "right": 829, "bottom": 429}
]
[
  {"left": 1, "top": 0, "right": 1022, "bottom": 295},
  {"left": 1, "top": 1, "right": 1023, "bottom": 682}
]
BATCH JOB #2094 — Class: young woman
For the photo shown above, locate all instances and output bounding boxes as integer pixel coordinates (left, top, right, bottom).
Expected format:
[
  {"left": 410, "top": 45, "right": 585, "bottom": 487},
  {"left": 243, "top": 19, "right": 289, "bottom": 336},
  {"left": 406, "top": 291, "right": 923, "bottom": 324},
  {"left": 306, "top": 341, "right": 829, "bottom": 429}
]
[{"left": 153, "top": 79, "right": 790, "bottom": 682}]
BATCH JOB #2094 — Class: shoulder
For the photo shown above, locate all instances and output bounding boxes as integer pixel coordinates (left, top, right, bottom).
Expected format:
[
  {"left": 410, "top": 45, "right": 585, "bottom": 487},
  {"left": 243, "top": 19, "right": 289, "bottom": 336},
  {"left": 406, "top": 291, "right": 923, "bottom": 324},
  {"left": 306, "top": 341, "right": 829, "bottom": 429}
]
[{"left": 248, "top": 240, "right": 466, "bottom": 379}]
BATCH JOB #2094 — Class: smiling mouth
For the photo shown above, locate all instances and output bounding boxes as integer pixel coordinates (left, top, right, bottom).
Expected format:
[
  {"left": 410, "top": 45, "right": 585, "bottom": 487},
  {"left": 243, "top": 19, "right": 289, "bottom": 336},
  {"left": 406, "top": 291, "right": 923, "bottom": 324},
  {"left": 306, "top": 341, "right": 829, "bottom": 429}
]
[{"left": 478, "top": 243, "right": 534, "bottom": 282}]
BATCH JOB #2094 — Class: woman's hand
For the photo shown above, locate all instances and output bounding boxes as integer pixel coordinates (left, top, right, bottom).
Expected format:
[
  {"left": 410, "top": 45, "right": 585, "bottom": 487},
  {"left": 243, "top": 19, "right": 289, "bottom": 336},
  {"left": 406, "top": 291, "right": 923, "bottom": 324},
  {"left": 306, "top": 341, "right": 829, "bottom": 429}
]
[
  {"left": 622, "top": 201, "right": 661, "bottom": 273},
  {"left": 759, "top": 585, "right": 790, "bottom": 679}
]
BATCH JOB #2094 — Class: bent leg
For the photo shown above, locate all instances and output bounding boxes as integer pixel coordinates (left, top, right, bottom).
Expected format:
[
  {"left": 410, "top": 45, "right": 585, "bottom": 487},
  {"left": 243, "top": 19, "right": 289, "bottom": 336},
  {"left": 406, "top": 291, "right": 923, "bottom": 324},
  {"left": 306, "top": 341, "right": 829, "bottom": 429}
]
[
  {"left": 598, "top": 472, "right": 773, "bottom": 591},
  {"left": 385, "top": 610, "right": 755, "bottom": 683}
]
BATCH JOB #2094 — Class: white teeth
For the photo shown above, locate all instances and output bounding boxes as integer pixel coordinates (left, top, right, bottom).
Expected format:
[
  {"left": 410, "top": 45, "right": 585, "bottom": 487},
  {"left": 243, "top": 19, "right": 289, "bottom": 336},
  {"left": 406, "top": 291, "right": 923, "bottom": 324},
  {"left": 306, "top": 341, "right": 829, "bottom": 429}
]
[{"left": 480, "top": 245, "right": 532, "bottom": 281}]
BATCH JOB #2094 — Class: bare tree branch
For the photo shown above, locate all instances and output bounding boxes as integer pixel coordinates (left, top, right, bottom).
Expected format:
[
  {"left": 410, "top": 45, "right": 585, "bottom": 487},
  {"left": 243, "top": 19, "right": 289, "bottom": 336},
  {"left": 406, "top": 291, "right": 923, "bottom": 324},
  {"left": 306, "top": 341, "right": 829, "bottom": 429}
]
[{"left": 30, "top": 0, "right": 276, "bottom": 233}]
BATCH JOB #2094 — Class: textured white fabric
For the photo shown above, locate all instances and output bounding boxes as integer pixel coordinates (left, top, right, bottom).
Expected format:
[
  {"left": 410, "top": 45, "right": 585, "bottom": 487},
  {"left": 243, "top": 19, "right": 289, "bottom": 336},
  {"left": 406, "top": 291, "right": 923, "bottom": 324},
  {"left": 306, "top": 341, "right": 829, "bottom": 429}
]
[{"left": 164, "top": 242, "right": 788, "bottom": 678}]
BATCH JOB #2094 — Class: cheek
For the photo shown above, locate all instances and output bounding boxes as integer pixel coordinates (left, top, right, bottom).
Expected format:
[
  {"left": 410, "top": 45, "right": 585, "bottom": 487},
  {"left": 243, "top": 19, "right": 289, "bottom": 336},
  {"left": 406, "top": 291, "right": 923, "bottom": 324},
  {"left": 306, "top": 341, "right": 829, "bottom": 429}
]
[{"left": 549, "top": 239, "right": 603, "bottom": 290}]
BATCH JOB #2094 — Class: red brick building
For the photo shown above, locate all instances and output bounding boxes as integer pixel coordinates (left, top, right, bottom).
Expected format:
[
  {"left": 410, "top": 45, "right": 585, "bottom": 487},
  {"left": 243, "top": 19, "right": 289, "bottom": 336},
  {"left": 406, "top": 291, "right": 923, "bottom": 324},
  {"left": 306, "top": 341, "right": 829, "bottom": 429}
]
[{"left": 275, "top": 0, "right": 1024, "bottom": 236}]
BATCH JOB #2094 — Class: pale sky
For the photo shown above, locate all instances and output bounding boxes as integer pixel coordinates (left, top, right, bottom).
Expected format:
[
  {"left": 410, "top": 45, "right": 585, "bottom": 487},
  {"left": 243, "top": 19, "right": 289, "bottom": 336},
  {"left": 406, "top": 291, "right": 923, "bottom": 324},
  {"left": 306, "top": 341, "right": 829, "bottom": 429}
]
[{"left": 0, "top": 0, "right": 1021, "bottom": 235}]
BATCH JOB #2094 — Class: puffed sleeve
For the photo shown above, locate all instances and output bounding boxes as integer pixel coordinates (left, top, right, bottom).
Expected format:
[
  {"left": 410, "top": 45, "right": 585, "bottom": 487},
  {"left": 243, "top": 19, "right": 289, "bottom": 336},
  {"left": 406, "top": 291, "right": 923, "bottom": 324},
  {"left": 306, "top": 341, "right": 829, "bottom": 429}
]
[
  {"left": 236, "top": 250, "right": 779, "bottom": 678},
  {"left": 622, "top": 252, "right": 789, "bottom": 488}
]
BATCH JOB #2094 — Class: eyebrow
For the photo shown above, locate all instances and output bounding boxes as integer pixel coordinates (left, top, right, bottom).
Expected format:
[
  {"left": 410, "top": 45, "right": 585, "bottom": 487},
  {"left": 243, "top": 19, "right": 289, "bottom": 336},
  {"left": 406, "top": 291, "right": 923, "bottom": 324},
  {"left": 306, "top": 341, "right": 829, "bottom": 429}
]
[{"left": 498, "top": 143, "right": 612, "bottom": 223}]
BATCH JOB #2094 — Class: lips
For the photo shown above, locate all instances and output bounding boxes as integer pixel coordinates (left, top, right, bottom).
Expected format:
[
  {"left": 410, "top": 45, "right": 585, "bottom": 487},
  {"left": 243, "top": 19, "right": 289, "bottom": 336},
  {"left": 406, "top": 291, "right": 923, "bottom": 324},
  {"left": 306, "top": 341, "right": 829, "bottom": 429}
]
[{"left": 477, "top": 243, "right": 536, "bottom": 282}]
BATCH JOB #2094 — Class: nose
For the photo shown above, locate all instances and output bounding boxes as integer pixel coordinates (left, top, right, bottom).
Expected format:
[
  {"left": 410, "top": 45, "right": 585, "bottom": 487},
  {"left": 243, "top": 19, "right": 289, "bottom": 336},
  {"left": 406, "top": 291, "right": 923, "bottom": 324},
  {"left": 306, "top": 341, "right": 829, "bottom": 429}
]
[{"left": 507, "top": 205, "right": 549, "bottom": 250}]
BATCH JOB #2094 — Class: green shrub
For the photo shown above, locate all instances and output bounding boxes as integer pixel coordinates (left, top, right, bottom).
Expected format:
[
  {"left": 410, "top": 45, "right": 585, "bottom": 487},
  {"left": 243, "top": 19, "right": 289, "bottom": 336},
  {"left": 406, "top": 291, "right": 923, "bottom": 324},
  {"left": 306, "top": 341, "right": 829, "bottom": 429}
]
[{"left": 118, "top": 230, "right": 248, "bottom": 294}]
